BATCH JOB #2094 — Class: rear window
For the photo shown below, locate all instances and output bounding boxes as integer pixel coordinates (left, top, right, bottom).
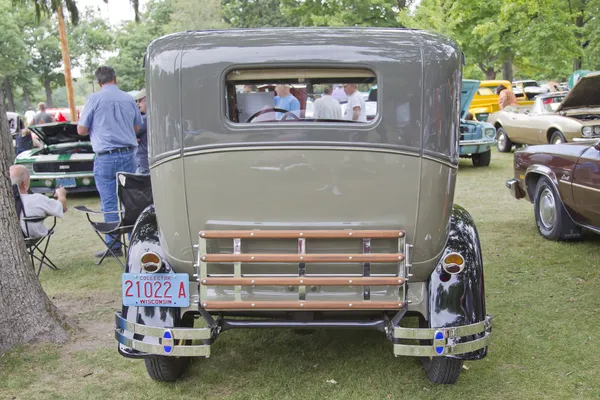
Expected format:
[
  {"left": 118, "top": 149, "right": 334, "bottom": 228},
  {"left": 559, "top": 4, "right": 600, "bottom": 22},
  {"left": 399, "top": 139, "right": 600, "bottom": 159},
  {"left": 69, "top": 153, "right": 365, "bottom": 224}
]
[
  {"left": 225, "top": 68, "right": 377, "bottom": 124},
  {"left": 477, "top": 87, "right": 495, "bottom": 96}
]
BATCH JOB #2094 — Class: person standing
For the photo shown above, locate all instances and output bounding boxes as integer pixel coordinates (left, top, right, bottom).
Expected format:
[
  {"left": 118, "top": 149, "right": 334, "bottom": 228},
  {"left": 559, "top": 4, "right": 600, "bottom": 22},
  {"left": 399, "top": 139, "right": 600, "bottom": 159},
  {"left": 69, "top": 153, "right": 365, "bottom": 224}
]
[
  {"left": 274, "top": 84, "right": 300, "bottom": 119},
  {"left": 313, "top": 86, "right": 342, "bottom": 120},
  {"left": 77, "top": 66, "right": 142, "bottom": 258},
  {"left": 342, "top": 84, "right": 367, "bottom": 122},
  {"left": 134, "top": 88, "right": 149, "bottom": 174},
  {"left": 32, "top": 102, "right": 55, "bottom": 125},
  {"left": 496, "top": 85, "right": 518, "bottom": 110}
]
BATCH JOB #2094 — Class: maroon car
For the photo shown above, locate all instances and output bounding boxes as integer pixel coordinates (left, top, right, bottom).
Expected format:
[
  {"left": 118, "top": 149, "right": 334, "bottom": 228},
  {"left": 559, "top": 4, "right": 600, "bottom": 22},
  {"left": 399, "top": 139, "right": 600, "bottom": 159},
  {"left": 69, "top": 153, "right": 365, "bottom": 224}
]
[{"left": 506, "top": 139, "right": 600, "bottom": 240}]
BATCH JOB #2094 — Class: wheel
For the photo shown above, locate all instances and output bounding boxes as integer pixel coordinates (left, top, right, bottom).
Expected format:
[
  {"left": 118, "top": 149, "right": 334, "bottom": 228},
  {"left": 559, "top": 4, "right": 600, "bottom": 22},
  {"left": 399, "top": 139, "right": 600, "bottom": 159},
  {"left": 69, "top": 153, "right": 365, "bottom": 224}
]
[
  {"left": 550, "top": 130, "right": 566, "bottom": 144},
  {"left": 417, "top": 316, "right": 463, "bottom": 384},
  {"left": 144, "top": 356, "right": 190, "bottom": 382},
  {"left": 471, "top": 149, "right": 491, "bottom": 167},
  {"left": 533, "top": 177, "right": 581, "bottom": 240},
  {"left": 496, "top": 127, "right": 513, "bottom": 152},
  {"left": 421, "top": 356, "right": 464, "bottom": 384}
]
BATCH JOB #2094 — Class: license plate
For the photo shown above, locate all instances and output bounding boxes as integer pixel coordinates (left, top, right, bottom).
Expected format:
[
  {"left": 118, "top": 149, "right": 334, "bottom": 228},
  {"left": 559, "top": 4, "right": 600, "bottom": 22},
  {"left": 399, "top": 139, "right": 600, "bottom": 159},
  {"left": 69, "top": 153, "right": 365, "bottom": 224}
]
[
  {"left": 122, "top": 273, "right": 190, "bottom": 307},
  {"left": 56, "top": 177, "right": 76, "bottom": 188}
]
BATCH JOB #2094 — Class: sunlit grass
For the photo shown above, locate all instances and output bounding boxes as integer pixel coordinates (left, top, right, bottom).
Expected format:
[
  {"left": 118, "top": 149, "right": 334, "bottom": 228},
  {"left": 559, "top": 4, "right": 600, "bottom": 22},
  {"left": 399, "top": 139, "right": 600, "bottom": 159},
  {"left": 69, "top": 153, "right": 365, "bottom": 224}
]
[{"left": 1, "top": 149, "right": 599, "bottom": 399}]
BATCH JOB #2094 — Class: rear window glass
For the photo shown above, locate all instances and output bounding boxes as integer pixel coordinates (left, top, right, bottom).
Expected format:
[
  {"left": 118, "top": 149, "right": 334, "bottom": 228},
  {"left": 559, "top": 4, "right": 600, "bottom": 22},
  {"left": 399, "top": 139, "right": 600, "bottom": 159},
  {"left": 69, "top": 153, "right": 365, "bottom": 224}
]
[
  {"left": 477, "top": 87, "right": 495, "bottom": 96},
  {"left": 225, "top": 68, "right": 377, "bottom": 124}
]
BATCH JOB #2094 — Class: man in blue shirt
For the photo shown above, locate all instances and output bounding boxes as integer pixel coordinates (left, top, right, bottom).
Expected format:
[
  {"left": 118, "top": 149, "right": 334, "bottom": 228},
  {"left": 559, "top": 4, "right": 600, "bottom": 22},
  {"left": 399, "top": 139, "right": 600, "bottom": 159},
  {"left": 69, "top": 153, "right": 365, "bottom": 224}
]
[
  {"left": 274, "top": 84, "right": 300, "bottom": 119},
  {"left": 77, "top": 66, "right": 142, "bottom": 258}
]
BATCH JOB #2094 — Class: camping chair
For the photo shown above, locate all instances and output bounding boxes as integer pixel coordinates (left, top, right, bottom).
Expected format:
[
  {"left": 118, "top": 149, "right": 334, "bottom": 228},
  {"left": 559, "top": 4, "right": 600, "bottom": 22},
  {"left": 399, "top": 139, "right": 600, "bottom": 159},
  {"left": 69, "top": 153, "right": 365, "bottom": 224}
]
[
  {"left": 74, "top": 172, "right": 153, "bottom": 269},
  {"left": 13, "top": 184, "right": 59, "bottom": 276}
]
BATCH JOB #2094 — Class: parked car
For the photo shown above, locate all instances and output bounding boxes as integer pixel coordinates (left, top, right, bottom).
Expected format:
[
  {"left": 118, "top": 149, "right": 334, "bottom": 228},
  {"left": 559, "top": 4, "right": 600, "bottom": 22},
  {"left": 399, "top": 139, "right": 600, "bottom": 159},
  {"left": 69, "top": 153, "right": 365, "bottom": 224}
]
[
  {"left": 488, "top": 72, "right": 600, "bottom": 152},
  {"left": 115, "top": 28, "right": 492, "bottom": 385},
  {"left": 460, "top": 80, "right": 497, "bottom": 166},
  {"left": 513, "top": 79, "right": 549, "bottom": 100},
  {"left": 13, "top": 122, "right": 96, "bottom": 193},
  {"left": 468, "top": 79, "right": 532, "bottom": 122},
  {"left": 506, "top": 138, "right": 600, "bottom": 240}
]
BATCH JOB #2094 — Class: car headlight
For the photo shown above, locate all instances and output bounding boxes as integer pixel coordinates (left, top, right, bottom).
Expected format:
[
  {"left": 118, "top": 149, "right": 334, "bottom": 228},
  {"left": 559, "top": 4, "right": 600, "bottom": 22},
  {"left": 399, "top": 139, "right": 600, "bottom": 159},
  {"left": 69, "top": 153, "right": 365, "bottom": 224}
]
[
  {"left": 582, "top": 126, "right": 594, "bottom": 136},
  {"left": 484, "top": 128, "right": 496, "bottom": 139}
]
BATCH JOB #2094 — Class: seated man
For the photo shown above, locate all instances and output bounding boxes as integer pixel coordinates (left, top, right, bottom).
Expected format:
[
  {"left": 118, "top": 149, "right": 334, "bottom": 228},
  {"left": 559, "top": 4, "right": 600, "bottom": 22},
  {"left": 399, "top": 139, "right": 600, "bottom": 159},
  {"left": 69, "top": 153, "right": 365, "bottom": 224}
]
[{"left": 10, "top": 165, "right": 67, "bottom": 239}]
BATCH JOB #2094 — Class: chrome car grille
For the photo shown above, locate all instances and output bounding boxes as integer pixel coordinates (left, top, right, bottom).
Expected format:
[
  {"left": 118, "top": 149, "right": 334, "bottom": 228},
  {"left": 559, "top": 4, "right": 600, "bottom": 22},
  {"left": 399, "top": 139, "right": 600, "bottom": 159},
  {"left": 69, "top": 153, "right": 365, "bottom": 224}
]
[{"left": 33, "top": 161, "right": 94, "bottom": 173}]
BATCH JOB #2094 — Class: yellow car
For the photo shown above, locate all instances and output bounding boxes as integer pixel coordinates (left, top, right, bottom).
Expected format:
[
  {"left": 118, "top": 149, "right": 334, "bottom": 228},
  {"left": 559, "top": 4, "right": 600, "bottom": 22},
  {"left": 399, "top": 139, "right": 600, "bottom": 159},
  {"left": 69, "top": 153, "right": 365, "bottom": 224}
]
[{"left": 468, "top": 80, "right": 533, "bottom": 121}]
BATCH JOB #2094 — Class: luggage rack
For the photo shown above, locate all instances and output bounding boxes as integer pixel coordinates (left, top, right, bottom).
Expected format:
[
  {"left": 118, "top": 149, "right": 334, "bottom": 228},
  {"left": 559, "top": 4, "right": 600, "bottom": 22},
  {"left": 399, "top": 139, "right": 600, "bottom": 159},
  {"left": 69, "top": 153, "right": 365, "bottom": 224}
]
[{"left": 194, "top": 230, "right": 409, "bottom": 311}]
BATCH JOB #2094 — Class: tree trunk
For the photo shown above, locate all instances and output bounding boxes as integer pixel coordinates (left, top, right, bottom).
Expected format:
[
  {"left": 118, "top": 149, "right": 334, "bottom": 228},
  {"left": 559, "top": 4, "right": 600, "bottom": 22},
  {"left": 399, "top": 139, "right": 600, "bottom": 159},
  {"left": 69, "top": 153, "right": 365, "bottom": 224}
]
[
  {"left": 23, "top": 89, "right": 32, "bottom": 110},
  {"left": 502, "top": 58, "right": 513, "bottom": 82},
  {"left": 57, "top": 5, "right": 77, "bottom": 122},
  {"left": 573, "top": 58, "right": 582, "bottom": 71},
  {"left": 485, "top": 68, "right": 496, "bottom": 80},
  {"left": 0, "top": 87, "right": 73, "bottom": 354},
  {"left": 43, "top": 78, "right": 53, "bottom": 108},
  {"left": 3, "top": 77, "right": 15, "bottom": 112}
]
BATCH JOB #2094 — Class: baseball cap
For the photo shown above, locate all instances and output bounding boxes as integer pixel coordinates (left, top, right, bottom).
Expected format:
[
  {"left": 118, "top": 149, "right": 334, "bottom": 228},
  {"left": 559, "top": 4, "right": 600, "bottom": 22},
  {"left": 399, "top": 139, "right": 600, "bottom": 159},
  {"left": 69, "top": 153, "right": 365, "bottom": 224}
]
[{"left": 134, "top": 88, "right": 146, "bottom": 101}]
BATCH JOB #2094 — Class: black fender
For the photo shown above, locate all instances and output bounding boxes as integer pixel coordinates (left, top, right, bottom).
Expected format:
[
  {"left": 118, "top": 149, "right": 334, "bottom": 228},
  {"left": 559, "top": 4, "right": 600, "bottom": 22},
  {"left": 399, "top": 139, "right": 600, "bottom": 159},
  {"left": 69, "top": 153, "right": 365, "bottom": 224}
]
[
  {"left": 118, "top": 205, "right": 191, "bottom": 358},
  {"left": 427, "top": 204, "right": 487, "bottom": 360}
]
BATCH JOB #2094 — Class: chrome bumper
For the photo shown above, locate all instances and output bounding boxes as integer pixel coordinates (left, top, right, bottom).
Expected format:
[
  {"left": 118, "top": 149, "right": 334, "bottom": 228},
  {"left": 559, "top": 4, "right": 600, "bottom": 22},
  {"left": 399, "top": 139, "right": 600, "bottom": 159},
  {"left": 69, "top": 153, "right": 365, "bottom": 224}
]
[
  {"left": 393, "top": 315, "right": 492, "bottom": 357},
  {"left": 116, "top": 311, "right": 491, "bottom": 358},
  {"left": 115, "top": 312, "right": 211, "bottom": 357},
  {"left": 459, "top": 138, "right": 496, "bottom": 146},
  {"left": 506, "top": 178, "right": 526, "bottom": 199}
]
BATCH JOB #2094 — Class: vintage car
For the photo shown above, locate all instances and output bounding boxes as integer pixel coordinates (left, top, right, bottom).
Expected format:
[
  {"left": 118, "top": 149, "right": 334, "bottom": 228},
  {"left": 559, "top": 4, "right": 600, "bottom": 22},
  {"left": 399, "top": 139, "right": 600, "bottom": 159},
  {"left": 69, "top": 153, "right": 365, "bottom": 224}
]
[
  {"left": 506, "top": 138, "right": 600, "bottom": 240},
  {"left": 115, "top": 28, "right": 492, "bottom": 385},
  {"left": 459, "top": 80, "right": 497, "bottom": 166},
  {"left": 13, "top": 122, "right": 96, "bottom": 193},
  {"left": 468, "top": 79, "right": 532, "bottom": 122},
  {"left": 488, "top": 72, "right": 600, "bottom": 152}
]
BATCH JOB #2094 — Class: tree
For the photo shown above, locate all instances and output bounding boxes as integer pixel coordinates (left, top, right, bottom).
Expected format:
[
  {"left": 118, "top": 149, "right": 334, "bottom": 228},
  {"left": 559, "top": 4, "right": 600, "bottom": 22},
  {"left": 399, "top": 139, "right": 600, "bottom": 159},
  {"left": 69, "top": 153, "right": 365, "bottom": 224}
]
[
  {"left": 167, "top": 0, "right": 229, "bottom": 32},
  {"left": 0, "top": 6, "right": 73, "bottom": 353},
  {"left": 0, "top": 0, "right": 28, "bottom": 112},
  {"left": 108, "top": 0, "right": 173, "bottom": 91},
  {"left": 223, "top": 0, "right": 295, "bottom": 27},
  {"left": 281, "top": 0, "right": 402, "bottom": 27}
]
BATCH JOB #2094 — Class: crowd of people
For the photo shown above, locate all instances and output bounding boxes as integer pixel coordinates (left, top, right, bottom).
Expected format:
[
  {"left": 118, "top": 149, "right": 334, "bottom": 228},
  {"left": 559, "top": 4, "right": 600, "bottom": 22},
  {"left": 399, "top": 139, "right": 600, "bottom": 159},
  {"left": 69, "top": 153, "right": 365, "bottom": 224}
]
[{"left": 12, "top": 66, "right": 149, "bottom": 259}]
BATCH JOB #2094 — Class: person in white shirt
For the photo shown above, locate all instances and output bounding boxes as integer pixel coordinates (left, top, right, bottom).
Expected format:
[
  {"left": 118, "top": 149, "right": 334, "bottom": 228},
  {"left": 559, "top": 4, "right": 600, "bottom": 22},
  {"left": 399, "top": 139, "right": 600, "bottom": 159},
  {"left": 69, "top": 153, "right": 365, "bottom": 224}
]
[
  {"left": 10, "top": 165, "right": 67, "bottom": 239},
  {"left": 342, "top": 84, "right": 367, "bottom": 122},
  {"left": 313, "top": 86, "right": 342, "bottom": 120}
]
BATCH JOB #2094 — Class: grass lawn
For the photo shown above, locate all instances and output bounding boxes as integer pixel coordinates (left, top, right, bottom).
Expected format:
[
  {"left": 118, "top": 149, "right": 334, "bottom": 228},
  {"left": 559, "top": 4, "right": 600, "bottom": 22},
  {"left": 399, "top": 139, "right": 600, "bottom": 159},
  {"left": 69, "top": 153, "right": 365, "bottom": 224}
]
[{"left": 1, "top": 149, "right": 599, "bottom": 400}]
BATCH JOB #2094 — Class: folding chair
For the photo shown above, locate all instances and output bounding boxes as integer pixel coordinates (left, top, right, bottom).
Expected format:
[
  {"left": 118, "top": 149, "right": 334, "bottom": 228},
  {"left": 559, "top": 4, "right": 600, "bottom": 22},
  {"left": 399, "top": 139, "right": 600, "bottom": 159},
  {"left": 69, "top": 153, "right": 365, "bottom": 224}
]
[
  {"left": 13, "top": 185, "right": 59, "bottom": 276},
  {"left": 75, "top": 172, "right": 153, "bottom": 269}
]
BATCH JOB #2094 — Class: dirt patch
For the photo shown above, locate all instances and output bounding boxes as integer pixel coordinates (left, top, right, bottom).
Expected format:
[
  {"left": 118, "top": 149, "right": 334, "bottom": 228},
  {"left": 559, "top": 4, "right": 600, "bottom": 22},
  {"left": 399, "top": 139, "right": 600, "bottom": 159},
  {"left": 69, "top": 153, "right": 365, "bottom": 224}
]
[{"left": 50, "top": 291, "right": 120, "bottom": 353}]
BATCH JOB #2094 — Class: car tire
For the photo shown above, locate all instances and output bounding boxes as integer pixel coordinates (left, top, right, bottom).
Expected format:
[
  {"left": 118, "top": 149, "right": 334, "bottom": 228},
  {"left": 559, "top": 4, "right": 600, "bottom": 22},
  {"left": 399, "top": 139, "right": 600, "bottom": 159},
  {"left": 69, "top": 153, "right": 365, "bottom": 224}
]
[
  {"left": 533, "top": 177, "right": 581, "bottom": 241},
  {"left": 550, "top": 130, "right": 567, "bottom": 144},
  {"left": 496, "top": 127, "right": 513, "bottom": 152},
  {"left": 417, "top": 317, "right": 463, "bottom": 384},
  {"left": 144, "top": 356, "right": 190, "bottom": 382},
  {"left": 472, "top": 149, "right": 491, "bottom": 167}
]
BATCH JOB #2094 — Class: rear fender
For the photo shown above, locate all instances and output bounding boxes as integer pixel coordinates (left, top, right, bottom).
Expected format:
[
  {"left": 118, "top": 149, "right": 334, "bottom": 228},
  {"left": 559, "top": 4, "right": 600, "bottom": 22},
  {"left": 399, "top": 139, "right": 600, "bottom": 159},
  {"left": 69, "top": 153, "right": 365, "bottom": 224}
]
[
  {"left": 119, "top": 205, "right": 189, "bottom": 358},
  {"left": 427, "top": 205, "right": 487, "bottom": 360}
]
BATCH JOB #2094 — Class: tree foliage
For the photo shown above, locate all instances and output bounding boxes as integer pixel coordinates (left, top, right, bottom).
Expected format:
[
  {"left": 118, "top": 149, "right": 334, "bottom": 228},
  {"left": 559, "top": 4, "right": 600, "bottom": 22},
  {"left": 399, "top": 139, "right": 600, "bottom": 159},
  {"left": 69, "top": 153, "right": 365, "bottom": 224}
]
[{"left": 281, "top": 0, "right": 402, "bottom": 27}]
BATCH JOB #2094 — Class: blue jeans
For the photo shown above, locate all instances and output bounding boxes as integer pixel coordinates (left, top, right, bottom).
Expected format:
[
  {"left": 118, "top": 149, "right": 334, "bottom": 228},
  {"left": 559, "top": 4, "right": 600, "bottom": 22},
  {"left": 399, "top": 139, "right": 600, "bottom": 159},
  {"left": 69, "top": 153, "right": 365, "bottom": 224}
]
[{"left": 94, "top": 150, "right": 136, "bottom": 250}]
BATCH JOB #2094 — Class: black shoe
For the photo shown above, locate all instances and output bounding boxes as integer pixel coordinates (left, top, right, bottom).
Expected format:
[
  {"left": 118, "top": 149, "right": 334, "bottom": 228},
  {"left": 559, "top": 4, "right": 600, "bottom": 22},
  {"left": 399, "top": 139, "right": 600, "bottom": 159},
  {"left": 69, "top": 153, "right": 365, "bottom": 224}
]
[{"left": 95, "top": 248, "right": 123, "bottom": 258}]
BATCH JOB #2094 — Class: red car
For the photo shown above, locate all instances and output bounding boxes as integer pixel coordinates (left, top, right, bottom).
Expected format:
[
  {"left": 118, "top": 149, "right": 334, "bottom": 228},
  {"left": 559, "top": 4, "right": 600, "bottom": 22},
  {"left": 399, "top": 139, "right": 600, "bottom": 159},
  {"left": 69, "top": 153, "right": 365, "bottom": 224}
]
[{"left": 507, "top": 139, "right": 600, "bottom": 240}]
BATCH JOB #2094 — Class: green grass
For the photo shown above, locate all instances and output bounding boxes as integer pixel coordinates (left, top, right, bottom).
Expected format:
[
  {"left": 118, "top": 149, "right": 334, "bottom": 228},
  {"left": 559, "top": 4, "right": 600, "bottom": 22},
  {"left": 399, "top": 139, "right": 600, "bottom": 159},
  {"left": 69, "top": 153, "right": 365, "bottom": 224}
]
[{"left": 2, "top": 149, "right": 600, "bottom": 400}]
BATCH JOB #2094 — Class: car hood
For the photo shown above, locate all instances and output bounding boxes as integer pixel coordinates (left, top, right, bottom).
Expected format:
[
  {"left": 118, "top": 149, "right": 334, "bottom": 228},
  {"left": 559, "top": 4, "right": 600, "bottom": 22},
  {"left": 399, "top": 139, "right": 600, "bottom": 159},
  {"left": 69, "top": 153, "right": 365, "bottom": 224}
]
[
  {"left": 557, "top": 71, "right": 600, "bottom": 111},
  {"left": 461, "top": 80, "right": 479, "bottom": 118},
  {"left": 28, "top": 122, "right": 89, "bottom": 146}
]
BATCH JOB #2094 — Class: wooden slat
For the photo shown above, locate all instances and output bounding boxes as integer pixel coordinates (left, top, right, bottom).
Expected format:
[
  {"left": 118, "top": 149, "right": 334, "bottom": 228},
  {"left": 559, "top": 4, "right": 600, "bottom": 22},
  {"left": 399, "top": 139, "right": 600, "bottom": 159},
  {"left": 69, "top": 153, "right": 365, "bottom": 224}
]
[
  {"left": 201, "top": 301, "right": 405, "bottom": 310},
  {"left": 199, "top": 230, "right": 405, "bottom": 239},
  {"left": 201, "top": 277, "right": 405, "bottom": 286},
  {"left": 201, "top": 253, "right": 404, "bottom": 263}
]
